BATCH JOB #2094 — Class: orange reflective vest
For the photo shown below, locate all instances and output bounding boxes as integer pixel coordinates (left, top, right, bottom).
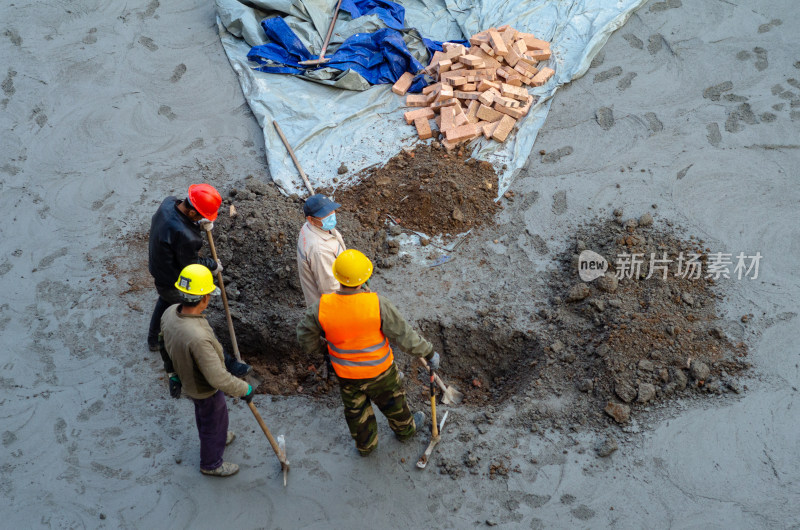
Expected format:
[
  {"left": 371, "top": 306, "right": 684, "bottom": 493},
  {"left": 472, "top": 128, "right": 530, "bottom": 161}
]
[{"left": 318, "top": 292, "right": 394, "bottom": 380}]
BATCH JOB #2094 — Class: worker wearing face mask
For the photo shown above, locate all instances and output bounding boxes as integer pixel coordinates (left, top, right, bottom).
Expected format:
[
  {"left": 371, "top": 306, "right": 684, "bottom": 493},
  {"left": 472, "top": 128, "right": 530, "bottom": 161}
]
[{"left": 296, "top": 194, "right": 347, "bottom": 307}]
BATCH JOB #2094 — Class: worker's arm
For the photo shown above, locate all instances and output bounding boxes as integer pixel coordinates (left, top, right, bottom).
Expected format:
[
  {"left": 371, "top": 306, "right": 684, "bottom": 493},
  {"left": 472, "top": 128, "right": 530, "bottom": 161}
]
[
  {"left": 308, "top": 242, "right": 340, "bottom": 297},
  {"left": 296, "top": 302, "right": 326, "bottom": 357},
  {"left": 173, "top": 230, "right": 218, "bottom": 272},
  {"left": 191, "top": 338, "right": 250, "bottom": 397},
  {"left": 379, "top": 297, "right": 434, "bottom": 358}
]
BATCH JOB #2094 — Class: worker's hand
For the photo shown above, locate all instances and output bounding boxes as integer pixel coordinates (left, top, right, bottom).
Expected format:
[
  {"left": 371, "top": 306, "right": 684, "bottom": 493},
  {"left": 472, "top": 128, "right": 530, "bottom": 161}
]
[
  {"left": 242, "top": 384, "right": 254, "bottom": 404},
  {"left": 168, "top": 373, "right": 182, "bottom": 399},
  {"left": 426, "top": 351, "right": 440, "bottom": 371},
  {"left": 199, "top": 219, "right": 214, "bottom": 232},
  {"left": 215, "top": 260, "right": 223, "bottom": 274}
]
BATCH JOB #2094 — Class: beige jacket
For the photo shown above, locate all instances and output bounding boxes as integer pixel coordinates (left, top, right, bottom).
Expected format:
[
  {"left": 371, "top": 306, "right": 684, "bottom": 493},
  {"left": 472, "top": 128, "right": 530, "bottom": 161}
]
[
  {"left": 161, "top": 305, "right": 250, "bottom": 400},
  {"left": 296, "top": 221, "right": 346, "bottom": 307}
]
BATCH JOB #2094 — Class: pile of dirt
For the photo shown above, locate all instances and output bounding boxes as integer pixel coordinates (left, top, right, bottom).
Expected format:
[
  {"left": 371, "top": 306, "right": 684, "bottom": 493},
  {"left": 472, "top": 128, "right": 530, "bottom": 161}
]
[
  {"left": 525, "top": 212, "right": 749, "bottom": 427},
  {"left": 329, "top": 143, "right": 501, "bottom": 236},
  {"left": 206, "top": 176, "right": 387, "bottom": 395}
]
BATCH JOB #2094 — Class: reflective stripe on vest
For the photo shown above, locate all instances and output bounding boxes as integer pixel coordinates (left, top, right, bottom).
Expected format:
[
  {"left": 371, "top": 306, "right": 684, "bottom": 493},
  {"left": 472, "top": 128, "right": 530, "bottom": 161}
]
[{"left": 318, "top": 292, "right": 394, "bottom": 379}]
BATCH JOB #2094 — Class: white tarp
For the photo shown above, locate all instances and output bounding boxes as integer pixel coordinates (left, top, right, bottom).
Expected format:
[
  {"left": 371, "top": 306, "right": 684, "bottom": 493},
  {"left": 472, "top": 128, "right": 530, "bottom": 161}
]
[{"left": 216, "top": 0, "right": 647, "bottom": 196}]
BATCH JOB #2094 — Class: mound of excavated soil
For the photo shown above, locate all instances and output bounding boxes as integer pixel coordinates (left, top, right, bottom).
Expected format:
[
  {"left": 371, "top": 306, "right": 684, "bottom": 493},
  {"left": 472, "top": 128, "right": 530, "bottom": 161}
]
[
  {"left": 523, "top": 213, "right": 749, "bottom": 428},
  {"left": 329, "top": 144, "right": 501, "bottom": 237}
]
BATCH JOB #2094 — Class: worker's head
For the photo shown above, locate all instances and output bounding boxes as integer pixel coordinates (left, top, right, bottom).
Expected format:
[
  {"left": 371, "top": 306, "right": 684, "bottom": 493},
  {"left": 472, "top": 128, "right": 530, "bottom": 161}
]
[
  {"left": 332, "top": 249, "right": 373, "bottom": 288},
  {"left": 186, "top": 184, "right": 222, "bottom": 222},
  {"left": 303, "top": 194, "right": 341, "bottom": 231},
  {"left": 175, "top": 264, "right": 220, "bottom": 309}
]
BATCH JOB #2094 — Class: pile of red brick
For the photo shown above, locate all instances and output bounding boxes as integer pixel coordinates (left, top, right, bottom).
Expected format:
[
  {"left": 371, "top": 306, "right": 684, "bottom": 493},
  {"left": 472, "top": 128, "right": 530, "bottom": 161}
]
[{"left": 391, "top": 25, "right": 555, "bottom": 150}]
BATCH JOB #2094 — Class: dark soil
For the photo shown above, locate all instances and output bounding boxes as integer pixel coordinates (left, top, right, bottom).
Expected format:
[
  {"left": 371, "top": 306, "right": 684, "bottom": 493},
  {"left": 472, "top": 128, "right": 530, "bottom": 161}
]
[
  {"left": 522, "top": 215, "right": 750, "bottom": 427},
  {"left": 328, "top": 143, "right": 501, "bottom": 237}
]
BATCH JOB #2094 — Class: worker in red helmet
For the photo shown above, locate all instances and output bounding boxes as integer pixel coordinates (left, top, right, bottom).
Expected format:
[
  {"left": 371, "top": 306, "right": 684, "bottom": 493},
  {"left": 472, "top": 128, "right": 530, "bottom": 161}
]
[{"left": 148, "top": 184, "right": 251, "bottom": 394}]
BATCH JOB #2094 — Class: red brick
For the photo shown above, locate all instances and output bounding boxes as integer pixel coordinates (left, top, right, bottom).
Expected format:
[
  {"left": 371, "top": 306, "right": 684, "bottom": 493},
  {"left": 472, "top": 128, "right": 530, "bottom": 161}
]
[
  {"left": 494, "top": 95, "right": 534, "bottom": 119},
  {"left": 531, "top": 67, "right": 555, "bottom": 87},
  {"left": 527, "top": 49, "right": 551, "bottom": 62},
  {"left": 445, "top": 122, "right": 481, "bottom": 142},
  {"left": 414, "top": 118, "right": 432, "bottom": 140},
  {"left": 392, "top": 72, "right": 414, "bottom": 95},
  {"left": 438, "top": 59, "right": 452, "bottom": 73},
  {"left": 430, "top": 98, "right": 457, "bottom": 111},
  {"left": 488, "top": 30, "right": 508, "bottom": 57},
  {"left": 500, "top": 83, "right": 529, "bottom": 100},
  {"left": 469, "top": 47, "right": 502, "bottom": 69},
  {"left": 439, "top": 106, "right": 457, "bottom": 132},
  {"left": 466, "top": 100, "right": 480, "bottom": 123},
  {"left": 454, "top": 90, "right": 481, "bottom": 100},
  {"left": 478, "top": 79, "right": 500, "bottom": 91},
  {"left": 482, "top": 120, "right": 500, "bottom": 139},
  {"left": 459, "top": 54, "right": 485, "bottom": 67},
  {"left": 517, "top": 33, "right": 550, "bottom": 50},
  {"left": 476, "top": 103, "right": 503, "bottom": 122},
  {"left": 403, "top": 107, "right": 435, "bottom": 125},
  {"left": 422, "top": 82, "right": 442, "bottom": 95},
  {"left": 491, "top": 114, "right": 516, "bottom": 142},
  {"left": 406, "top": 93, "right": 430, "bottom": 107}
]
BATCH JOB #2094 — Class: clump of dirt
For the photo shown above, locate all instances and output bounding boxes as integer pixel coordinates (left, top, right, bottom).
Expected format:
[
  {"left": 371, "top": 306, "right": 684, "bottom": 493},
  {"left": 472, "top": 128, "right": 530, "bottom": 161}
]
[
  {"left": 206, "top": 176, "right": 386, "bottom": 395},
  {"left": 527, "top": 213, "right": 749, "bottom": 427},
  {"left": 329, "top": 143, "right": 501, "bottom": 236}
]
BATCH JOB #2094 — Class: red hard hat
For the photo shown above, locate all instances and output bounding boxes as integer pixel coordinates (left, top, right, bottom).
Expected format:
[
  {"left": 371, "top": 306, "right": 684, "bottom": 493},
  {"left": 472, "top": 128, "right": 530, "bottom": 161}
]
[{"left": 187, "top": 184, "right": 222, "bottom": 221}]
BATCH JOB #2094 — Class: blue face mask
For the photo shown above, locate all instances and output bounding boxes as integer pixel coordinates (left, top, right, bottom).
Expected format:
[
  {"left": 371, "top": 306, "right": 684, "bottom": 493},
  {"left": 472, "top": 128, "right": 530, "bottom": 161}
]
[{"left": 321, "top": 212, "right": 337, "bottom": 231}]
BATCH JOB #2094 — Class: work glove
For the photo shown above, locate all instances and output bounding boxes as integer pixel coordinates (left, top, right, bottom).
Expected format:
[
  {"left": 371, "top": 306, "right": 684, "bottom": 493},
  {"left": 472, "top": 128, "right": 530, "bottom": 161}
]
[
  {"left": 426, "top": 351, "right": 440, "bottom": 371},
  {"left": 214, "top": 260, "right": 223, "bottom": 273},
  {"left": 242, "top": 384, "right": 254, "bottom": 404},
  {"left": 168, "top": 373, "right": 182, "bottom": 399},
  {"left": 198, "top": 219, "right": 214, "bottom": 232}
]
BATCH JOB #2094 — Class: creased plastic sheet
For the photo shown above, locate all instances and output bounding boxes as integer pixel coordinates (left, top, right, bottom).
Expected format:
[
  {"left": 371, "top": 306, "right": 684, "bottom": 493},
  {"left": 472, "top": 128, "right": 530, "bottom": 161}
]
[{"left": 216, "top": 0, "right": 647, "bottom": 197}]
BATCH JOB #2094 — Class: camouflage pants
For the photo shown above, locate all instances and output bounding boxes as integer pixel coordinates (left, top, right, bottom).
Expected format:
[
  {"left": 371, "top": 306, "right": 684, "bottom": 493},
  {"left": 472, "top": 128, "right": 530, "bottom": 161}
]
[{"left": 338, "top": 363, "right": 416, "bottom": 456}]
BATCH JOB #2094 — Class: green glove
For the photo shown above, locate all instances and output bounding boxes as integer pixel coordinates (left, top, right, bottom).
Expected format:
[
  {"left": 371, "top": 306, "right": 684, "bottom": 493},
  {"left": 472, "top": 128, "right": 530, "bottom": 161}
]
[{"left": 242, "top": 384, "right": 254, "bottom": 404}]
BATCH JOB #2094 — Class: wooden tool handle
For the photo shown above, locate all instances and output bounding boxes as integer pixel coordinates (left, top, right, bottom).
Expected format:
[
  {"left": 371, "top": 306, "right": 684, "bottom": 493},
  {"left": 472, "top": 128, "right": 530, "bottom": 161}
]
[
  {"left": 248, "top": 402, "right": 288, "bottom": 468},
  {"left": 273, "top": 121, "right": 315, "bottom": 196},
  {"left": 420, "top": 357, "right": 448, "bottom": 393},
  {"left": 205, "top": 230, "right": 242, "bottom": 363},
  {"left": 429, "top": 366, "right": 438, "bottom": 438}
]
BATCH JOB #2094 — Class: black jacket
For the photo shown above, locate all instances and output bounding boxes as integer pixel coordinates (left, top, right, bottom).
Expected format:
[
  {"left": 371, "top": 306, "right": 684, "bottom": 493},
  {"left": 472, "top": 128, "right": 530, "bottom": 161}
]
[{"left": 148, "top": 196, "right": 217, "bottom": 288}]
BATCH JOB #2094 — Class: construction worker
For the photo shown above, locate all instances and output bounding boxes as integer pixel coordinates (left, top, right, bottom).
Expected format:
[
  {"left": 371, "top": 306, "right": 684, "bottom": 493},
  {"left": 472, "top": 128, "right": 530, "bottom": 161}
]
[
  {"left": 296, "top": 194, "right": 346, "bottom": 307},
  {"left": 296, "top": 249, "right": 440, "bottom": 457},
  {"left": 147, "top": 183, "right": 250, "bottom": 380},
  {"left": 161, "top": 264, "right": 255, "bottom": 477}
]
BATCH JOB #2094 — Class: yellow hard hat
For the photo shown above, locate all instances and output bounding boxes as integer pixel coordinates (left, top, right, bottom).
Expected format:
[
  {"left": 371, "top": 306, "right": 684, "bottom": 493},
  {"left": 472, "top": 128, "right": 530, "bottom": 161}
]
[
  {"left": 332, "top": 249, "right": 373, "bottom": 287},
  {"left": 174, "top": 264, "right": 221, "bottom": 297}
]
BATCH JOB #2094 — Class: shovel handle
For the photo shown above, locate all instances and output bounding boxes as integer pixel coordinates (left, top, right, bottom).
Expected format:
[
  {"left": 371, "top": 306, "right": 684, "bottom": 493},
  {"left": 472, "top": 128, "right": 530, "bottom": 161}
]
[
  {"left": 205, "top": 230, "right": 242, "bottom": 363},
  {"left": 273, "top": 121, "right": 315, "bottom": 196},
  {"left": 420, "top": 357, "right": 448, "bottom": 394},
  {"left": 248, "top": 402, "right": 288, "bottom": 468},
  {"left": 429, "top": 365, "right": 438, "bottom": 438}
]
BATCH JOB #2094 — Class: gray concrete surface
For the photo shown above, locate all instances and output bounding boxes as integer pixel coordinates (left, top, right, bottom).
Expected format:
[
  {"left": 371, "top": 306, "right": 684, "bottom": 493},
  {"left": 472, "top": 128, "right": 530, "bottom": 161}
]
[{"left": 1, "top": 0, "right": 798, "bottom": 528}]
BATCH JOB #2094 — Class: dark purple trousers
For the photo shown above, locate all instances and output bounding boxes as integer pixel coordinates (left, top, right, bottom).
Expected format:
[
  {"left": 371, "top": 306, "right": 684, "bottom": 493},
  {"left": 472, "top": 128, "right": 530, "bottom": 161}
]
[{"left": 192, "top": 390, "right": 228, "bottom": 471}]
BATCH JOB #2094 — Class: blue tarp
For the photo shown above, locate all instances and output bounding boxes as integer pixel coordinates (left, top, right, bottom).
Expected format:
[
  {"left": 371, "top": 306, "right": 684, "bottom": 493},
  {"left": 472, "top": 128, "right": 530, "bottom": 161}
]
[{"left": 246, "top": 0, "right": 466, "bottom": 90}]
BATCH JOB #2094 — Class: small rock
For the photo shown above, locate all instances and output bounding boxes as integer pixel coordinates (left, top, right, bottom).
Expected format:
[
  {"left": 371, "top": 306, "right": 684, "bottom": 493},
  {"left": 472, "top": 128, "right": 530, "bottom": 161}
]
[
  {"left": 337, "top": 163, "right": 348, "bottom": 174},
  {"left": 420, "top": 237, "right": 430, "bottom": 247},
  {"left": 604, "top": 402, "right": 630, "bottom": 423},
  {"left": 665, "top": 325, "right": 675, "bottom": 336},
  {"left": 670, "top": 367, "right": 688, "bottom": 390},
  {"left": 597, "top": 273, "right": 619, "bottom": 293},
  {"left": 576, "top": 239, "right": 587, "bottom": 252},
  {"left": 550, "top": 340, "right": 565, "bottom": 354},
  {"left": 615, "top": 380, "right": 637, "bottom": 403},
  {"left": 638, "top": 360, "right": 655, "bottom": 372},
  {"left": 175, "top": 457, "right": 182, "bottom": 464},
  {"left": 486, "top": 520, "right": 498, "bottom": 527},
  {"left": 637, "top": 383, "right": 656, "bottom": 403},
  {"left": 566, "top": 283, "right": 590, "bottom": 302},
  {"left": 624, "top": 218, "right": 638, "bottom": 230},
  {"left": 639, "top": 213, "right": 654, "bottom": 226},
  {"left": 99, "top": 514, "right": 106, "bottom": 520},
  {"left": 658, "top": 368, "right": 669, "bottom": 383},
  {"left": 561, "top": 352, "right": 577, "bottom": 363},
  {"left": 741, "top": 314, "right": 750, "bottom": 323},
  {"left": 726, "top": 381, "right": 741, "bottom": 394},
  {"left": 590, "top": 299, "right": 605, "bottom": 312},
  {"left": 389, "top": 224, "right": 403, "bottom": 236},
  {"left": 709, "top": 326, "right": 725, "bottom": 340},
  {"left": 578, "top": 379, "right": 593, "bottom": 392},
  {"left": 613, "top": 208, "right": 623, "bottom": 218},
  {"left": 452, "top": 207, "right": 464, "bottom": 222},
  {"left": 595, "top": 436, "right": 618, "bottom": 457},
  {"left": 431, "top": 140, "right": 441, "bottom": 149},
  {"left": 681, "top": 292, "right": 694, "bottom": 306},
  {"left": 608, "top": 299, "right": 623, "bottom": 308},
  {"left": 472, "top": 379, "right": 482, "bottom": 388},
  {"left": 690, "top": 360, "right": 710, "bottom": 382}
]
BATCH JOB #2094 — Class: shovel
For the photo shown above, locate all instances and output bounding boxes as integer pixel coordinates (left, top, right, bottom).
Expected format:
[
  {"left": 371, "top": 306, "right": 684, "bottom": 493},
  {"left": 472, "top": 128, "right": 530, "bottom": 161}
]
[
  {"left": 419, "top": 357, "right": 463, "bottom": 405},
  {"left": 297, "top": 0, "right": 344, "bottom": 66},
  {"left": 248, "top": 402, "right": 290, "bottom": 486},
  {"left": 417, "top": 363, "right": 449, "bottom": 470}
]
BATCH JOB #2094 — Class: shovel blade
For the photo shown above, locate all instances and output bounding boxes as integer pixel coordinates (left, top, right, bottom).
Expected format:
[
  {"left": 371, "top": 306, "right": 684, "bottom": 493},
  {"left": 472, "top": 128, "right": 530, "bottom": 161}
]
[{"left": 443, "top": 386, "right": 463, "bottom": 405}]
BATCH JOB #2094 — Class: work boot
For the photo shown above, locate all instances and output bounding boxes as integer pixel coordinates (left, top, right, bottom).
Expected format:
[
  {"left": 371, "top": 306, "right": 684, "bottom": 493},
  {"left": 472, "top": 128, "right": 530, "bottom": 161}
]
[
  {"left": 225, "top": 431, "right": 236, "bottom": 446},
  {"left": 200, "top": 461, "right": 239, "bottom": 477},
  {"left": 224, "top": 351, "right": 252, "bottom": 378}
]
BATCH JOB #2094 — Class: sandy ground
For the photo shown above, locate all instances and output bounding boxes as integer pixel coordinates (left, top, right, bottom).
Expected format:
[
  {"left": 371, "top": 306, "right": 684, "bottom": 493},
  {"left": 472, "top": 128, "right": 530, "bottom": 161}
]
[{"left": 1, "top": 0, "right": 799, "bottom": 528}]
